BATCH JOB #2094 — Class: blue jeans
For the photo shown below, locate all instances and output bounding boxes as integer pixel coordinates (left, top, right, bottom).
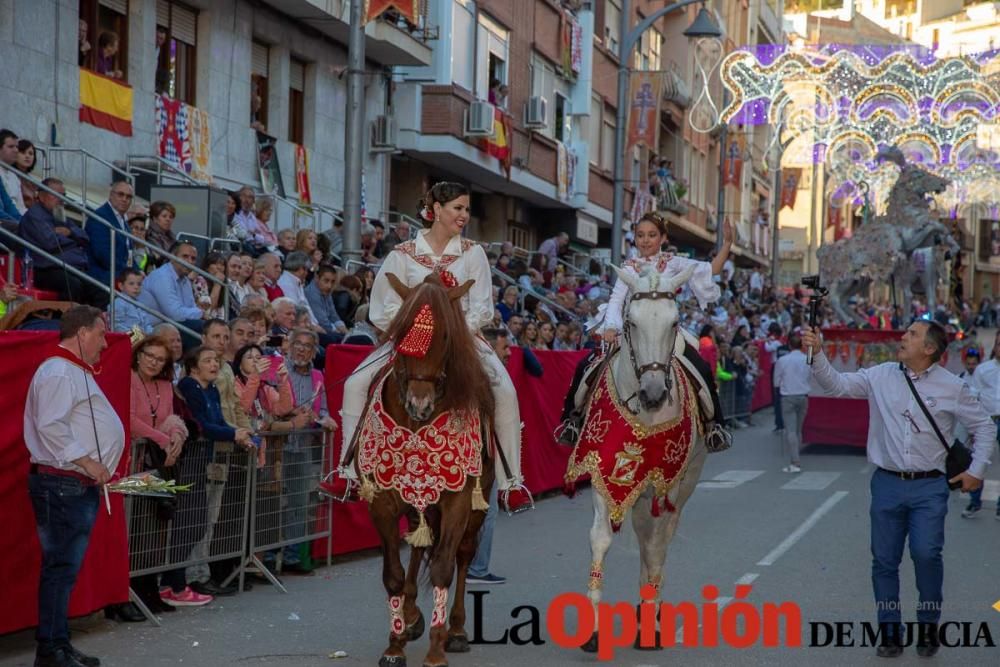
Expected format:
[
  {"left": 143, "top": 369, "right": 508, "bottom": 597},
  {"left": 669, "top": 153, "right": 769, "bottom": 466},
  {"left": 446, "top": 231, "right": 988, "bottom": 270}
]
[
  {"left": 870, "top": 468, "right": 949, "bottom": 627},
  {"left": 28, "top": 474, "right": 99, "bottom": 646},
  {"left": 468, "top": 479, "right": 498, "bottom": 578}
]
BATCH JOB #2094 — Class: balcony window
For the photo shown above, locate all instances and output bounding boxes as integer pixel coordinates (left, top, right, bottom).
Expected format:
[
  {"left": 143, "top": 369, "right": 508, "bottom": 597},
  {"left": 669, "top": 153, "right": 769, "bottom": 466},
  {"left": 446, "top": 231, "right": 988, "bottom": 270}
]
[
  {"left": 604, "top": 0, "right": 621, "bottom": 54},
  {"left": 476, "top": 13, "right": 509, "bottom": 100},
  {"left": 452, "top": 0, "right": 475, "bottom": 91},
  {"left": 155, "top": 0, "right": 198, "bottom": 104},
  {"left": 79, "top": 0, "right": 129, "bottom": 80},
  {"left": 289, "top": 58, "right": 306, "bottom": 145},
  {"left": 251, "top": 40, "right": 270, "bottom": 133}
]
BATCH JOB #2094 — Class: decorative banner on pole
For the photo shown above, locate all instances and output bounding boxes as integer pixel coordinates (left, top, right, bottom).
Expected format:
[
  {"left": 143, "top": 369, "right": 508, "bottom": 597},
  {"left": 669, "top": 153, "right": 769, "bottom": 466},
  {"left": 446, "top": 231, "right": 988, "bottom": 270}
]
[
  {"left": 295, "top": 144, "right": 312, "bottom": 204},
  {"left": 722, "top": 132, "right": 744, "bottom": 186},
  {"left": 256, "top": 131, "right": 286, "bottom": 197},
  {"left": 626, "top": 72, "right": 662, "bottom": 152},
  {"left": 780, "top": 168, "right": 802, "bottom": 209},
  {"left": 365, "top": 0, "right": 420, "bottom": 24}
]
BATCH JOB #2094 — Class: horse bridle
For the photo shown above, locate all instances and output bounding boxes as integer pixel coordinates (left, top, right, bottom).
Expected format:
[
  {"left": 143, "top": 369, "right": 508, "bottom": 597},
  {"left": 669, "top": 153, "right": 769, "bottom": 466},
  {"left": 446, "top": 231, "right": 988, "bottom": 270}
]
[
  {"left": 621, "top": 288, "right": 678, "bottom": 409},
  {"left": 394, "top": 355, "right": 447, "bottom": 406}
]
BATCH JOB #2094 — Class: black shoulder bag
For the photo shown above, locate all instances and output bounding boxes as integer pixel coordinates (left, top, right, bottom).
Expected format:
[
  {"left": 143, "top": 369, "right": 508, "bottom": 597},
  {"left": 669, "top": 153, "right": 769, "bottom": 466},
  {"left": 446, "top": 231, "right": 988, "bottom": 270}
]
[{"left": 902, "top": 369, "right": 972, "bottom": 490}]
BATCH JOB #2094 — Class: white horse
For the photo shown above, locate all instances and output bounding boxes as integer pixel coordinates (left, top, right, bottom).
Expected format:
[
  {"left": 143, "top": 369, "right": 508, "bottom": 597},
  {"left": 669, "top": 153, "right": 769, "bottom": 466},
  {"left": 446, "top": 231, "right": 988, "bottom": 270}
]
[{"left": 568, "top": 264, "right": 708, "bottom": 651}]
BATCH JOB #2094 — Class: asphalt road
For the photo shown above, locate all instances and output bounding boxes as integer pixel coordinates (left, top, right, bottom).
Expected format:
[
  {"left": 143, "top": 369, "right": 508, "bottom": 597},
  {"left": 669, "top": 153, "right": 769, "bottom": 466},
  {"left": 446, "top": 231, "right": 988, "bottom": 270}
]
[{"left": 4, "top": 409, "right": 1000, "bottom": 667}]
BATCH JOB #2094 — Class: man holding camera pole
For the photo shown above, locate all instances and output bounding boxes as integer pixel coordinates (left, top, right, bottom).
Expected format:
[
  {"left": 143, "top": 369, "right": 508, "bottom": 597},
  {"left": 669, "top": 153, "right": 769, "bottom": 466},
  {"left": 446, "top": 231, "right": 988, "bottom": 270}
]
[{"left": 802, "top": 320, "right": 993, "bottom": 658}]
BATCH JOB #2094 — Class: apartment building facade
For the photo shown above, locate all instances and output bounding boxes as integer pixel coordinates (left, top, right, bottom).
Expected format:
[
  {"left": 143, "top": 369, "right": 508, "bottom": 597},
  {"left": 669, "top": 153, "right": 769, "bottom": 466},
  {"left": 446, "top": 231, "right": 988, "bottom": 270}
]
[{"left": 0, "top": 0, "right": 433, "bottom": 227}]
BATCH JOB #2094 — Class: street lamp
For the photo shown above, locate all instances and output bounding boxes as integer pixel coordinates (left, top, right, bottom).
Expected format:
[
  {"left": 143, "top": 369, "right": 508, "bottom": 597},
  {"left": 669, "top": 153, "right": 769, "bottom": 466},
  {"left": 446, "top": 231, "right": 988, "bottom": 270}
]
[{"left": 611, "top": 1, "right": 722, "bottom": 267}]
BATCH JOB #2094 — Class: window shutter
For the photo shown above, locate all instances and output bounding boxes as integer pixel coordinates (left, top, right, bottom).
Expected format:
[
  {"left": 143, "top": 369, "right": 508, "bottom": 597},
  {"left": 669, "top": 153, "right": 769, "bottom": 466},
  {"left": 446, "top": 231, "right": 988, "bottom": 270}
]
[
  {"left": 290, "top": 60, "right": 305, "bottom": 91},
  {"left": 99, "top": 0, "right": 128, "bottom": 15},
  {"left": 157, "top": 0, "right": 170, "bottom": 26},
  {"left": 252, "top": 42, "right": 269, "bottom": 77},
  {"left": 172, "top": 5, "right": 197, "bottom": 45}
]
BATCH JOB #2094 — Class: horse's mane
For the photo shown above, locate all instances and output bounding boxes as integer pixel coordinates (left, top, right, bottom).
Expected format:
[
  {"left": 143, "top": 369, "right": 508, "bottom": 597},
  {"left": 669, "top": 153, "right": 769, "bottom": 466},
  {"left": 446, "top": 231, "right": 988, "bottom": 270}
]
[{"left": 384, "top": 274, "right": 495, "bottom": 422}]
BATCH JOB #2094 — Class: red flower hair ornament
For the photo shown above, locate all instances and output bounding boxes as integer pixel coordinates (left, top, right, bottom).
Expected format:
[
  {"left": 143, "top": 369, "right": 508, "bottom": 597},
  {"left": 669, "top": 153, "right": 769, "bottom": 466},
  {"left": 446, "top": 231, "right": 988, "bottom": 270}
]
[{"left": 398, "top": 303, "right": 436, "bottom": 358}]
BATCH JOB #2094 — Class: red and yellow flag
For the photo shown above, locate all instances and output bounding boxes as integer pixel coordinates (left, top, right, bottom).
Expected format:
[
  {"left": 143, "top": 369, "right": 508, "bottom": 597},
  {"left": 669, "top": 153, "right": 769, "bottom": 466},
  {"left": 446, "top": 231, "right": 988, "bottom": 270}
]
[
  {"left": 79, "top": 69, "right": 133, "bottom": 137},
  {"left": 365, "top": 0, "right": 420, "bottom": 23},
  {"left": 481, "top": 108, "right": 513, "bottom": 179}
]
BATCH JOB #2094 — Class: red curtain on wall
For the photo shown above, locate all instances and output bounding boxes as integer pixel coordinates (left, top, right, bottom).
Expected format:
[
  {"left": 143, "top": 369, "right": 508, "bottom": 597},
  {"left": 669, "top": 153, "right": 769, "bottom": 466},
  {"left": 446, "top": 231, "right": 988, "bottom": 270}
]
[{"left": 0, "top": 332, "right": 132, "bottom": 635}]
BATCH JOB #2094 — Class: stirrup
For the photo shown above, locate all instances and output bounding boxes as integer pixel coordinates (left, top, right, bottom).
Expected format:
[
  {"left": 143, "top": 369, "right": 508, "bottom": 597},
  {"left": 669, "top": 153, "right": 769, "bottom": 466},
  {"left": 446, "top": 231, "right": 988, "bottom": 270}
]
[
  {"left": 553, "top": 416, "right": 582, "bottom": 447},
  {"left": 500, "top": 483, "right": 535, "bottom": 516},
  {"left": 318, "top": 468, "right": 358, "bottom": 502},
  {"left": 705, "top": 423, "right": 733, "bottom": 453}
]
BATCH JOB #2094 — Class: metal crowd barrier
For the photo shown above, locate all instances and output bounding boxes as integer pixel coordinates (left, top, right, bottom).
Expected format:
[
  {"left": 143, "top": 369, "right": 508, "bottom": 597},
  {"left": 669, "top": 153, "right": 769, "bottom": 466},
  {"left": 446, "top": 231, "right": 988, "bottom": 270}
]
[
  {"left": 717, "top": 375, "right": 753, "bottom": 425},
  {"left": 224, "top": 428, "right": 335, "bottom": 594},
  {"left": 125, "top": 429, "right": 335, "bottom": 623}
]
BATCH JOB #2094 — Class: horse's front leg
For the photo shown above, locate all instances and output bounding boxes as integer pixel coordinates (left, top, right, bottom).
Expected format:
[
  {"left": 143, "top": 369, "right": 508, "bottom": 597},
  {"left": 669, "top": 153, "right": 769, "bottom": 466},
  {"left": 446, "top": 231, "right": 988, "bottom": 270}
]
[
  {"left": 371, "top": 493, "right": 410, "bottom": 667},
  {"left": 581, "top": 492, "right": 614, "bottom": 653},
  {"left": 402, "top": 541, "right": 426, "bottom": 642},
  {"left": 423, "top": 491, "right": 473, "bottom": 667},
  {"left": 446, "top": 469, "right": 493, "bottom": 653}
]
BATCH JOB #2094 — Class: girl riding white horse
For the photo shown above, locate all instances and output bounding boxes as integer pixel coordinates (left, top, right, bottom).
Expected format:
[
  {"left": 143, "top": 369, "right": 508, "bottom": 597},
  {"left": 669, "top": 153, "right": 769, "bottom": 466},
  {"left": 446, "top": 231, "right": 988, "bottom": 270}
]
[{"left": 560, "top": 212, "right": 734, "bottom": 450}]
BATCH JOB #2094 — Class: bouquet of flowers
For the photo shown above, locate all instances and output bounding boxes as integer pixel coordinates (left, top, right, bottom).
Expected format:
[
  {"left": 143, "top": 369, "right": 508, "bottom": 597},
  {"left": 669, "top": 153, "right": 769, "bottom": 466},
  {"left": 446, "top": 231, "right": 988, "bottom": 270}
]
[{"left": 109, "top": 472, "right": 192, "bottom": 496}]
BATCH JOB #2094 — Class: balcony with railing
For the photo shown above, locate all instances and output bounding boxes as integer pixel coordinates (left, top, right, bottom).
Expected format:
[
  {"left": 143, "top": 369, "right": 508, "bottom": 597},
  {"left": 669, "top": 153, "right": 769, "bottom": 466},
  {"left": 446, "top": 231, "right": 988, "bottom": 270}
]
[{"left": 261, "top": 0, "right": 434, "bottom": 66}]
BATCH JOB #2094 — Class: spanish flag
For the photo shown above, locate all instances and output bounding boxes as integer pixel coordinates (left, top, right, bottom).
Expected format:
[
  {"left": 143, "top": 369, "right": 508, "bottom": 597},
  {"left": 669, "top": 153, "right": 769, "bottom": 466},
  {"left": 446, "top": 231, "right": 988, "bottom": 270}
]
[
  {"left": 481, "top": 108, "right": 512, "bottom": 179},
  {"left": 79, "top": 69, "right": 133, "bottom": 137}
]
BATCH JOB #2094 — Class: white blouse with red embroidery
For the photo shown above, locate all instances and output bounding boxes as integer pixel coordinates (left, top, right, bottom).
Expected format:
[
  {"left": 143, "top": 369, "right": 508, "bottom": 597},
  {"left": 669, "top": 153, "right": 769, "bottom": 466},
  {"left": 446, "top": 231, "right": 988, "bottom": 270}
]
[
  {"left": 603, "top": 252, "right": 719, "bottom": 333},
  {"left": 369, "top": 231, "right": 494, "bottom": 333}
]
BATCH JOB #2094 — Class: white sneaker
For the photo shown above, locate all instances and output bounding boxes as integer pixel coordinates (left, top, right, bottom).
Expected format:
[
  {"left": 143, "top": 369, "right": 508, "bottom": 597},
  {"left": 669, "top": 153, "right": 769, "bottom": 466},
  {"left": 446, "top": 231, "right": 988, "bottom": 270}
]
[{"left": 781, "top": 465, "right": 802, "bottom": 473}]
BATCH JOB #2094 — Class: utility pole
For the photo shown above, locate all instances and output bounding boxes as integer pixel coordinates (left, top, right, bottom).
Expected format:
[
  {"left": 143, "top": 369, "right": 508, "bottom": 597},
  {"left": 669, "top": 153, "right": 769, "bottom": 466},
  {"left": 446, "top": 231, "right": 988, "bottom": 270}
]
[
  {"left": 610, "top": 0, "right": 719, "bottom": 267},
  {"left": 342, "top": 0, "right": 366, "bottom": 263}
]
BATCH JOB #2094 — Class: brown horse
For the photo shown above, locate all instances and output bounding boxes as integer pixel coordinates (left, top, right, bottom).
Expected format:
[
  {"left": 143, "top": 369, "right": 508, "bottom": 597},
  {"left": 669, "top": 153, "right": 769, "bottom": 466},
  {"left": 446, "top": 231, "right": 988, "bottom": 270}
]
[{"left": 357, "top": 272, "right": 495, "bottom": 667}]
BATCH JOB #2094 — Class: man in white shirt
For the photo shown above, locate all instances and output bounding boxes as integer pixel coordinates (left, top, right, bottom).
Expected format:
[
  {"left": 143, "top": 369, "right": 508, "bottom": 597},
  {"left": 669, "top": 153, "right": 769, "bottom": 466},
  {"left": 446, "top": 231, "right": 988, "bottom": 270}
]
[
  {"left": 967, "top": 335, "right": 1000, "bottom": 518},
  {"left": 749, "top": 269, "right": 764, "bottom": 299},
  {"left": 276, "top": 251, "right": 320, "bottom": 327},
  {"left": 803, "top": 321, "right": 993, "bottom": 658},
  {"left": 0, "top": 128, "right": 26, "bottom": 214},
  {"left": 773, "top": 333, "right": 811, "bottom": 472},
  {"left": 25, "top": 306, "right": 126, "bottom": 667}
]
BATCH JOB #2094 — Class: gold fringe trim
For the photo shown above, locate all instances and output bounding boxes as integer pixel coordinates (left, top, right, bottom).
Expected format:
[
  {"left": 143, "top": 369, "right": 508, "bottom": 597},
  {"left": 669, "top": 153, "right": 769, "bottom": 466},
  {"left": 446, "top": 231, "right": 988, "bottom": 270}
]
[
  {"left": 404, "top": 511, "right": 434, "bottom": 547},
  {"left": 471, "top": 477, "right": 489, "bottom": 511},
  {"left": 359, "top": 475, "right": 377, "bottom": 503}
]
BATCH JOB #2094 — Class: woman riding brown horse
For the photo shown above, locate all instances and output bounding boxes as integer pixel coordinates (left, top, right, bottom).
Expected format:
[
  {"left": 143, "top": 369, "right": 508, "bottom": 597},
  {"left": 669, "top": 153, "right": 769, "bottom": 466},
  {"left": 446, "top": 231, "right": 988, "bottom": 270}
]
[{"left": 354, "top": 272, "right": 495, "bottom": 667}]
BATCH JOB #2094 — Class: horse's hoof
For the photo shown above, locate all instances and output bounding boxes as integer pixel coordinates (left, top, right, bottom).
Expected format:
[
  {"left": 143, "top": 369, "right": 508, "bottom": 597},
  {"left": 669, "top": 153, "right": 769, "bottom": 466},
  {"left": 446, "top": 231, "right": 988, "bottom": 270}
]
[
  {"left": 379, "top": 655, "right": 406, "bottom": 667},
  {"left": 634, "top": 630, "right": 664, "bottom": 650},
  {"left": 581, "top": 631, "right": 599, "bottom": 653},
  {"left": 403, "top": 609, "right": 425, "bottom": 641},
  {"left": 444, "top": 634, "right": 470, "bottom": 653}
]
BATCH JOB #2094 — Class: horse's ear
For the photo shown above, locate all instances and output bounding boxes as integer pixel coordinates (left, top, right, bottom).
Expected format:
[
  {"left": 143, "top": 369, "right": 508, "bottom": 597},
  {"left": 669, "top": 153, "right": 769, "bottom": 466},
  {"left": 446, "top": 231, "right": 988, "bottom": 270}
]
[
  {"left": 611, "top": 264, "right": 638, "bottom": 292},
  {"left": 386, "top": 273, "right": 410, "bottom": 300},
  {"left": 448, "top": 280, "right": 475, "bottom": 301},
  {"left": 664, "top": 264, "right": 697, "bottom": 294}
]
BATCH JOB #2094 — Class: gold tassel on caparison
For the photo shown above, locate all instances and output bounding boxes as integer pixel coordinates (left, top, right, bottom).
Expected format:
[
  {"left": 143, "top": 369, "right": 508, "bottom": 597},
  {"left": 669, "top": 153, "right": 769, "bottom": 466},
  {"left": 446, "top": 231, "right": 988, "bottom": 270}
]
[
  {"left": 471, "top": 477, "right": 489, "bottom": 511},
  {"left": 359, "top": 476, "right": 376, "bottom": 503},
  {"left": 405, "top": 511, "right": 434, "bottom": 547}
]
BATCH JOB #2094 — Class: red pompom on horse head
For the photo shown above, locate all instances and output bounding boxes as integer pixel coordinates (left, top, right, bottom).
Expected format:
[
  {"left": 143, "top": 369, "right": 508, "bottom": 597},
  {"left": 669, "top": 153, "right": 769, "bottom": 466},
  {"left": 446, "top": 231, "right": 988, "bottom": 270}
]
[
  {"left": 398, "top": 303, "right": 436, "bottom": 358},
  {"left": 437, "top": 269, "right": 458, "bottom": 289}
]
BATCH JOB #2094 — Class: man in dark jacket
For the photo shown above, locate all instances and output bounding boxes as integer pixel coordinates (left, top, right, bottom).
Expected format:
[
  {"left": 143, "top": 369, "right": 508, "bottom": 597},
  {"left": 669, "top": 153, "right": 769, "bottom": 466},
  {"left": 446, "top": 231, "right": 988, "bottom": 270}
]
[
  {"left": 86, "top": 180, "right": 134, "bottom": 307},
  {"left": 18, "top": 177, "right": 105, "bottom": 305}
]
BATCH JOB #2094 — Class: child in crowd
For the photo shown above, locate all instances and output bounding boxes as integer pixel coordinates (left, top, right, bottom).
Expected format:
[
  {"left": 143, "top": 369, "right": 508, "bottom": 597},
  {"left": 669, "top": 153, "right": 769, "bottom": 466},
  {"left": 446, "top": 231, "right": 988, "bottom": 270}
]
[{"left": 112, "top": 268, "right": 155, "bottom": 334}]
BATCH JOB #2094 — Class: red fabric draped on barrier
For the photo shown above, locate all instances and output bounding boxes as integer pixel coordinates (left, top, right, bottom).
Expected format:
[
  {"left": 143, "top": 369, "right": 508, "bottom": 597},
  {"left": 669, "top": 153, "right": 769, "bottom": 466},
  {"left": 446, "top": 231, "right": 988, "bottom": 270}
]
[
  {"left": 0, "top": 332, "right": 132, "bottom": 636},
  {"left": 314, "top": 345, "right": 589, "bottom": 557},
  {"left": 751, "top": 340, "right": 773, "bottom": 412},
  {"left": 802, "top": 397, "right": 869, "bottom": 447},
  {"left": 314, "top": 343, "right": 769, "bottom": 557}
]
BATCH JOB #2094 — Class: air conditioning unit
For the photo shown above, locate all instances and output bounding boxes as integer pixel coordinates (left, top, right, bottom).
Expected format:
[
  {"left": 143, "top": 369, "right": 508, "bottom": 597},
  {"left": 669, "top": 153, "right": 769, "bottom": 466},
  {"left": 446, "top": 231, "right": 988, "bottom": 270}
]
[
  {"left": 524, "top": 96, "right": 547, "bottom": 129},
  {"left": 465, "top": 100, "right": 496, "bottom": 136},
  {"left": 370, "top": 115, "right": 396, "bottom": 152}
]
